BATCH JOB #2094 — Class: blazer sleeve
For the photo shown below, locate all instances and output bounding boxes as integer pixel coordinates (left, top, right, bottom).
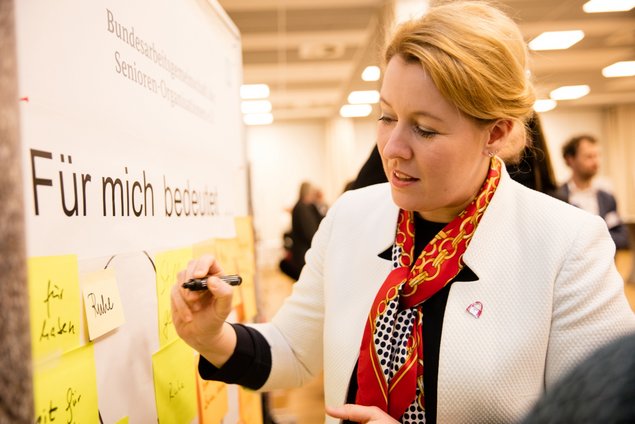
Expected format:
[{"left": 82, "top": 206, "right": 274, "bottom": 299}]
[
  {"left": 248, "top": 192, "right": 343, "bottom": 390},
  {"left": 545, "top": 214, "right": 635, "bottom": 387}
]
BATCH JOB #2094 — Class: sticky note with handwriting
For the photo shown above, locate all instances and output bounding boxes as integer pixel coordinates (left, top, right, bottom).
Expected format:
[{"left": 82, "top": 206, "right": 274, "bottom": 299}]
[
  {"left": 81, "top": 268, "right": 125, "bottom": 341},
  {"left": 152, "top": 339, "right": 197, "bottom": 424},
  {"left": 28, "top": 255, "right": 81, "bottom": 361},
  {"left": 33, "top": 343, "right": 99, "bottom": 424},
  {"left": 154, "top": 247, "right": 192, "bottom": 348}
]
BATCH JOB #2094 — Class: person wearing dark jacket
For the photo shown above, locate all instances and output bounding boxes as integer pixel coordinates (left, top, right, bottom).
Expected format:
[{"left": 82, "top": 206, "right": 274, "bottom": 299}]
[
  {"left": 279, "top": 182, "right": 323, "bottom": 280},
  {"left": 553, "top": 134, "right": 630, "bottom": 250}
]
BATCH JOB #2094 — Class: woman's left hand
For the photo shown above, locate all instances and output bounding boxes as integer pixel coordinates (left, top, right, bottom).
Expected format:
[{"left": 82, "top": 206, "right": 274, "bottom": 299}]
[{"left": 325, "top": 404, "right": 399, "bottom": 423}]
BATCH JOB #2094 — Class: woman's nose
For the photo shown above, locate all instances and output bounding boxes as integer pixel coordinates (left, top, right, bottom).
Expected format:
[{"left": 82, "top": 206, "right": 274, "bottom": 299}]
[{"left": 382, "top": 124, "right": 412, "bottom": 160}]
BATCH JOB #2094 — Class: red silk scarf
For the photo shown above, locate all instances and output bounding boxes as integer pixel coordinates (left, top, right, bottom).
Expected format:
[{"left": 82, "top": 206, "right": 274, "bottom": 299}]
[{"left": 356, "top": 158, "right": 502, "bottom": 421}]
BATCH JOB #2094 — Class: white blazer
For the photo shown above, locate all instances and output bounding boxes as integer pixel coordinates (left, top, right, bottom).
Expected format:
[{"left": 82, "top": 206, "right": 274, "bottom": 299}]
[{"left": 252, "top": 168, "right": 635, "bottom": 423}]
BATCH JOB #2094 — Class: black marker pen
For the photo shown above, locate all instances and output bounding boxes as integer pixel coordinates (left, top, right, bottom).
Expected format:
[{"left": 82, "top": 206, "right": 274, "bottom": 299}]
[{"left": 182, "top": 274, "right": 242, "bottom": 291}]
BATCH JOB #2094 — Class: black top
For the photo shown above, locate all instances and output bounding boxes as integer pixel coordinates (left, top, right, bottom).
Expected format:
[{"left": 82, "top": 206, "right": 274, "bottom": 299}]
[
  {"left": 286, "top": 200, "right": 324, "bottom": 279},
  {"left": 199, "top": 213, "right": 478, "bottom": 423}
]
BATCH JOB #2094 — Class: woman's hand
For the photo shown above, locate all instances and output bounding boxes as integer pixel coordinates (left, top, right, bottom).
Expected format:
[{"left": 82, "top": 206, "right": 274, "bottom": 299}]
[
  {"left": 170, "top": 254, "right": 237, "bottom": 367},
  {"left": 326, "top": 404, "right": 399, "bottom": 423}
]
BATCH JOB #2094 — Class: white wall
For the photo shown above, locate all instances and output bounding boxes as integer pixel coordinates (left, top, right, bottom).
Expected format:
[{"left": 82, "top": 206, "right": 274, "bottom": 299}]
[
  {"left": 323, "top": 118, "right": 378, "bottom": 201},
  {"left": 246, "top": 117, "right": 377, "bottom": 268},
  {"left": 246, "top": 121, "right": 326, "bottom": 266}
]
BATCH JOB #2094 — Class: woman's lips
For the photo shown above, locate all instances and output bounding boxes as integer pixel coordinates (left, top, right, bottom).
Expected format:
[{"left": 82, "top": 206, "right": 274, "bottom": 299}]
[{"left": 391, "top": 170, "right": 419, "bottom": 187}]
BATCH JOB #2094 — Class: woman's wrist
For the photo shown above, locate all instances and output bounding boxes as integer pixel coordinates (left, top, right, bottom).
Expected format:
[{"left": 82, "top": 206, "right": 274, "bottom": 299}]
[{"left": 197, "top": 321, "right": 237, "bottom": 368}]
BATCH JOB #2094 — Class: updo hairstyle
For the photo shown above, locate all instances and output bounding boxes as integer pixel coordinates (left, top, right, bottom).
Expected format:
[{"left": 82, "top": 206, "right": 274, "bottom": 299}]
[{"left": 384, "top": 1, "right": 536, "bottom": 155}]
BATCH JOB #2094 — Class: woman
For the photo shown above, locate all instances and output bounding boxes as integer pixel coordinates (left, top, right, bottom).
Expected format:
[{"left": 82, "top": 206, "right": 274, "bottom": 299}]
[
  {"left": 506, "top": 112, "right": 558, "bottom": 194},
  {"left": 171, "top": 2, "right": 635, "bottom": 423},
  {"left": 280, "top": 181, "right": 324, "bottom": 281}
]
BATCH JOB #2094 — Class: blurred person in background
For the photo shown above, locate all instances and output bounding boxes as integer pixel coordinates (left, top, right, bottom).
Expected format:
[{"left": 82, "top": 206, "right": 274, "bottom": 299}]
[
  {"left": 348, "top": 144, "right": 387, "bottom": 190},
  {"left": 279, "top": 181, "right": 324, "bottom": 281},
  {"left": 172, "top": 2, "right": 635, "bottom": 423},
  {"left": 554, "top": 134, "right": 630, "bottom": 250},
  {"left": 506, "top": 112, "right": 558, "bottom": 195}
]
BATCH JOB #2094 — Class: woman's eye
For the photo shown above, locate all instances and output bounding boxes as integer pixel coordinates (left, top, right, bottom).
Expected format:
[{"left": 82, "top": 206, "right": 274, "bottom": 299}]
[
  {"left": 413, "top": 126, "right": 437, "bottom": 138},
  {"left": 378, "top": 115, "right": 395, "bottom": 124}
]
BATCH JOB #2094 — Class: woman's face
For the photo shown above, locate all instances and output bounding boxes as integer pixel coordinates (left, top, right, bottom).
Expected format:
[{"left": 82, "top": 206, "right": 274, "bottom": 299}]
[{"left": 377, "top": 55, "right": 494, "bottom": 222}]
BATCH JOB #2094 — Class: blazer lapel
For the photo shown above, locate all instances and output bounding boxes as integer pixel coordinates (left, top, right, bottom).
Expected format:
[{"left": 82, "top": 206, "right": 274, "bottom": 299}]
[{"left": 463, "top": 166, "right": 515, "bottom": 280}]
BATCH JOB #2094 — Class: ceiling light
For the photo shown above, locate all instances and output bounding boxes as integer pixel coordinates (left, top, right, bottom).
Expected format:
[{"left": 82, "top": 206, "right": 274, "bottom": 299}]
[
  {"left": 583, "top": 0, "right": 635, "bottom": 13},
  {"left": 241, "top": 100, "right": 272, "bottom": 114},
  {"left": 533, "top": 99, "right": 557, "bottom": 112},
  {"left": 339, "top": 104, "right": 372, "bottom": 118},
  {"left": 240, "top": 84, "right": 270, "bottom": 100},
  {"left": 347, "top": 90, "right": 380, "bottom": 104},
  {"left": 362, "top": 66, "right": 380, "bottom": 82},
  {"left": 243, "top": 113, "right": 273, "bottom": 126},
  {"left": 549, "top": 85, "right": 590, "bottom": 100},
  {"left": 528, "top": 30, "right": 585, "bottom": 51},
  {"left": 602, "top": 61, "right": 635, "bottom": 78}
]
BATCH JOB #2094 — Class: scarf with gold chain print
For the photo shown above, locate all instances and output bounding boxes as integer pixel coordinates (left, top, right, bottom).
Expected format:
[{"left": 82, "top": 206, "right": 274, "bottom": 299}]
[{"left": 356, "top": 157, "right": 502, "bottom": 421}]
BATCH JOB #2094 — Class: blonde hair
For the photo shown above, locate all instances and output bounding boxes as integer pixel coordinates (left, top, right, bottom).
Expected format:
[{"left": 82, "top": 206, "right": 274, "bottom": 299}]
[{"left": 385, "top": 1, "right": 535, "bottom": 151}]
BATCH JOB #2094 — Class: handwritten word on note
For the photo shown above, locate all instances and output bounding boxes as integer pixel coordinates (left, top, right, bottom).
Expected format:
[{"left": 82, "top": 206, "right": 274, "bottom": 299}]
[
  {"left": 152, "top": 339, "right": 197, "bottom": 424},
  {"left": 154, "top": 247, "right": 192, "bottom": 348},
  {"left": 81, "top": 269, "right": 125, "bottom": 340},
  {"left": 28, "top": 255, "right": 81, "bottom": 361},
  {"left": 33, "top": 344, "right": 99, "bottom": 424}
]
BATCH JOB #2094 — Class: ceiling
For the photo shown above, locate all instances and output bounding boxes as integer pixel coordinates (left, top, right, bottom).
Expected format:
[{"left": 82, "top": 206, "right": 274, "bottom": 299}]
[{"left": 217, "top": 0, "right": 635, "bottom": 122}]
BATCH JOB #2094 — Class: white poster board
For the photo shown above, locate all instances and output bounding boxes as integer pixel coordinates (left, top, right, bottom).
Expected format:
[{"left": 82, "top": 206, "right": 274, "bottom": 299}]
[{"left": 15, "top": 0, "right": 247, "bottom": 422}]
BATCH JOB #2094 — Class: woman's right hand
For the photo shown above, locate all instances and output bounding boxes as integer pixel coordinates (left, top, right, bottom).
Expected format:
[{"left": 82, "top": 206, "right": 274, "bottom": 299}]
[{"left": 171, "top": 254, "right": 237, "bottom": 367}]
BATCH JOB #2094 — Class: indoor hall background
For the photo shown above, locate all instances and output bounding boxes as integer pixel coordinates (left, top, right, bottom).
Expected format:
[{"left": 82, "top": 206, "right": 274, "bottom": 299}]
[
  {"left": 217, "top": 1, "right": 635, "bottom": 422},
  {"left": 216, "top": 0, "right": 635, "bottom": 271}
]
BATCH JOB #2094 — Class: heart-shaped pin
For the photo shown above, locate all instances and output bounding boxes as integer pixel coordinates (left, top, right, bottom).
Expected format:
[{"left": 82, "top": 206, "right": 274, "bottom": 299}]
[{"left": 466, "top": 301, "right": 483, "bottom": 318}]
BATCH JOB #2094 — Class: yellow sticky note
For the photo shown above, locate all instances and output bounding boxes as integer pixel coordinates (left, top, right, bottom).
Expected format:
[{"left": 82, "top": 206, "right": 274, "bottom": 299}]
[
  {"left": 28, "top": 255, "right": 81, "bottom": 361},
  {"left": 115, "top": 417, "right": 129, "bottom": 424},
  {"left": 238, "top": 386, "right": 263, "bottom": 424},
  {"left": 234, "top": 216, "right": 256, "bottom": 276},
  {"left": 155, "top": 247, "right": 192, "bottom": 347},
  {"left": 192, "top": 238, "right": 216, "bottom": 258},
  {"left": 213, "top": 238, "right": 240, "bottom": 275},
  {"left": 239, "top": 272, "right": 258, "bottom": 323},
  {"left": 197, "top": 375, "right": 228, "bottom": 424},
  {"left": 33, "top": 344, "right": 99, "bottom": 424},
  {"left": 152, "top": 339, "right": 197, "bottom": 424},
  {"left": 192, "top": 238, "right": 244, "bottom": 317},
  {"left": 81, "top": 269, "right": 125, "bottom": 341},
  {"left": 213, "top": 238, "right": 243, "bottom": 310}
]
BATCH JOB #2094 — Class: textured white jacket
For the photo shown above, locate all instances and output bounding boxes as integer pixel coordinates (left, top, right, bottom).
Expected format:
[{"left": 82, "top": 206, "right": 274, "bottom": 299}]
[{"left": 252, "top": 168, "right": 635, "bottom": 423}]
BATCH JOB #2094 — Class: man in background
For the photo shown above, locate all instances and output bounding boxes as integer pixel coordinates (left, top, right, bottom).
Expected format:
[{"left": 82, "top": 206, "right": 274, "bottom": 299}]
[{"left": 554, "top": 134, "right": 630, "bottom": 250}]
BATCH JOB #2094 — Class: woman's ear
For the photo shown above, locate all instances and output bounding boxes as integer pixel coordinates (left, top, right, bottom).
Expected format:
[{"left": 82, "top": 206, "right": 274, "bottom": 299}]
[{"left": 488, "top": 119, "right": 525, "bottom": 163}]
